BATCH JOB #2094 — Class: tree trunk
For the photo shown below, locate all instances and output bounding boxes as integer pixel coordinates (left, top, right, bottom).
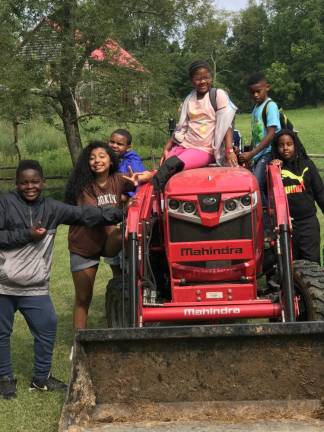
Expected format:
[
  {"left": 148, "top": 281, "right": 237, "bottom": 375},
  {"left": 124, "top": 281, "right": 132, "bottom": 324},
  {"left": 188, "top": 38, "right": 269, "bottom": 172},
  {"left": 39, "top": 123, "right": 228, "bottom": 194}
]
[
  {"left": 13, "top": 118, "right": 21, "bottom": 161},
  {"left": 60, "top": 84, "right": 83, "bottom": 165}
]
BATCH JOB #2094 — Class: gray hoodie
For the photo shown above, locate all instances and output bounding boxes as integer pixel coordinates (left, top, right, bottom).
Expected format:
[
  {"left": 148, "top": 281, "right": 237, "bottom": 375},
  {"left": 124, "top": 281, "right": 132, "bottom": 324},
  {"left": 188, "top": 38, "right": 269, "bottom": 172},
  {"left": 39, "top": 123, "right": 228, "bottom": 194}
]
[{"left": 0, "top": 190, "right": 122, "bottom": 296}]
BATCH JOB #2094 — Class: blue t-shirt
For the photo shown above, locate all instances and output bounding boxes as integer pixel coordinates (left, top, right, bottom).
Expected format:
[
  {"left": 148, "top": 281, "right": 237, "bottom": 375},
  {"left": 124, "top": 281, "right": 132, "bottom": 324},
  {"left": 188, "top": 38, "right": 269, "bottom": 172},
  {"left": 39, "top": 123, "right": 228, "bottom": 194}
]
[
  {"left": 251, "top": 98, "right": 281, "bottom": 162},
  {"left": 118, "top": 149, "right": 146, "bottom": 174}
]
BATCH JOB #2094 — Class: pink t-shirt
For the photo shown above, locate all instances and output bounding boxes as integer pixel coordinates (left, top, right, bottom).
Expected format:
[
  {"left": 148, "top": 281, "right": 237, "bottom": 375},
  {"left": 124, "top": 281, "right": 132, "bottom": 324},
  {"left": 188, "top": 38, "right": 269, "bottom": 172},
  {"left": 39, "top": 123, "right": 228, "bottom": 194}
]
[{"left": 174, "top": 89, "right": 228, "bottom": 154}]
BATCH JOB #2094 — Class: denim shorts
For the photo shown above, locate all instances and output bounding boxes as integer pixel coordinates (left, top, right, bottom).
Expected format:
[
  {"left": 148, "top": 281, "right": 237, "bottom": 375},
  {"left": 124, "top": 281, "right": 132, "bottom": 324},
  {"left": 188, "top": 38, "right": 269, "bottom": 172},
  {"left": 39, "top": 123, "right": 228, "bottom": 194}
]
[{"left": 70, "top": 253, "right": 120, "bottom": 272}]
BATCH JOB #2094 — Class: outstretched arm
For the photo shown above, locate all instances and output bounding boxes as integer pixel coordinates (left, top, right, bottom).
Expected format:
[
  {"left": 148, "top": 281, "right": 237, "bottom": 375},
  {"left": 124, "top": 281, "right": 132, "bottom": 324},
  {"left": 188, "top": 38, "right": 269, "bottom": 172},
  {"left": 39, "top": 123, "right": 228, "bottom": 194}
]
[
  {"left": 122, "top": 166, "right": 153, "bottom": 186},
  {"left": 52, "top": 199, "right": 123, "bottom": 228}
]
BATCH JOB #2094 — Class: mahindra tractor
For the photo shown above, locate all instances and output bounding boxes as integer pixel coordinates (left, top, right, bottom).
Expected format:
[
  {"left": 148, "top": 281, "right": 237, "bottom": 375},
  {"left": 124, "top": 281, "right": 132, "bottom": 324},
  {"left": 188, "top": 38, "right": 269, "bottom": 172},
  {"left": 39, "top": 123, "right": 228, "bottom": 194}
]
[
  {"left": 104, "top": 164, "right": 324, "bottom": 326},
  {"left": 60, "top": 165, "right": 324, "bottom": 432}
]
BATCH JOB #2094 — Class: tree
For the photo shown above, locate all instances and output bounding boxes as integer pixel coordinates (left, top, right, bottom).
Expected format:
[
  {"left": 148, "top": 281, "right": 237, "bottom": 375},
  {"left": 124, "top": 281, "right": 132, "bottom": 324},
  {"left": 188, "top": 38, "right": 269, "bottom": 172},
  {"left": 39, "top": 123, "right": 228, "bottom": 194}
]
[
  {"left": 264, "top": 0, "right": 324, "bottom": 106},
  {"left": 1, "top": 0, "right": 211, "bottom": 164},
  {"left": 265, "top": 62, "right": 300, "bottom": 107},
  {"left": 226, "top": 1, "right": 270, "bottom": 110}
]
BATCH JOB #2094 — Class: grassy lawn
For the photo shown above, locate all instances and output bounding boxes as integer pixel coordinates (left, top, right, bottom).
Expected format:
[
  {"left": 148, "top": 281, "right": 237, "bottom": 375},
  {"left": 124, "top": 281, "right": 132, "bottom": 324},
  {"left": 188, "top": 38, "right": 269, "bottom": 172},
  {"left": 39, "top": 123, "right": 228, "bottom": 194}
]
[
  {"left": 0, "top": 107, "right": 324, "bottom": 431},
  {"left": 0, "top": 226, "right": 110, "bottom": 431}
]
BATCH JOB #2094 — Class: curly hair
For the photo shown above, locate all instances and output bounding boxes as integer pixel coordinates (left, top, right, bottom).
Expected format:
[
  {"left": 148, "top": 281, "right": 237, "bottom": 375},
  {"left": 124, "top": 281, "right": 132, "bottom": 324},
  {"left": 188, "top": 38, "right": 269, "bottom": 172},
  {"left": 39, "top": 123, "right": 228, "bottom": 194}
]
[
  {"left": 64, "top": 141, "right": 119, "bottom": 204},
  {"left": 272, "top": 129, "right": 308, "bottom": 174}
]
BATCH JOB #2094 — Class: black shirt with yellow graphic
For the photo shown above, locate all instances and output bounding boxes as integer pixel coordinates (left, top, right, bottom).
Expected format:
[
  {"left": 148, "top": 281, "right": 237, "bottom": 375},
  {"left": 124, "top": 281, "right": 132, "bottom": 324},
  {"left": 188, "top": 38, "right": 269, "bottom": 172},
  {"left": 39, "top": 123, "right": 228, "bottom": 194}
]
[{"left": 280, "top": 158, "right": 324, "bottom": 220}]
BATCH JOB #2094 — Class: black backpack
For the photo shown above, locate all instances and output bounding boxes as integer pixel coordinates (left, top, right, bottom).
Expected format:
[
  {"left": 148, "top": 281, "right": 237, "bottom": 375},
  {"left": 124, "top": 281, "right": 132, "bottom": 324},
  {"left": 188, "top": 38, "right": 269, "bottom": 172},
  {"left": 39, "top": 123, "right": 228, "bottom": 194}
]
[
  {"left": 208, "top": 87, "right": 218, "bottom": 111},
  {"left": 261, "top": 99, "right": 295, "bottom": 132}
]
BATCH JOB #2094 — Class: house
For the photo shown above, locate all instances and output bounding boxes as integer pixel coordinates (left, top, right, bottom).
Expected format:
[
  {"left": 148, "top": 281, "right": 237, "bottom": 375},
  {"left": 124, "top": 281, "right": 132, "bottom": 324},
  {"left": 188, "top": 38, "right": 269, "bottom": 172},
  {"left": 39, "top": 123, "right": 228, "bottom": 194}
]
[{"left": 20, "top": 17, "right": 147, "bottom": 114}]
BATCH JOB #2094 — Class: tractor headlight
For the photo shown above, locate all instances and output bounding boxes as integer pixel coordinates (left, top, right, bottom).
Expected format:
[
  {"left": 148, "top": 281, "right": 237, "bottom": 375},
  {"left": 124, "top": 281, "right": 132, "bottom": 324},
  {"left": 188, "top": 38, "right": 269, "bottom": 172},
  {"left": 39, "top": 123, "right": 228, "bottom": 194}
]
[
  {"left": 182, "top": 201, "right": 196, "bottom": 214},
  {"left": 220, "top": 192, "right": 257, "bottom": 223},
  {"left": 224, "top": 199, "right": 237, "bottom": 212},
  {"left": 241, "top": 194, "right": 251, "bottom": 206},
  {"left": 167, "top": 198, "right": 200, "bottom": 223},
  {"left": 169, "top": 199, "right": 180, "bottom": 211}
]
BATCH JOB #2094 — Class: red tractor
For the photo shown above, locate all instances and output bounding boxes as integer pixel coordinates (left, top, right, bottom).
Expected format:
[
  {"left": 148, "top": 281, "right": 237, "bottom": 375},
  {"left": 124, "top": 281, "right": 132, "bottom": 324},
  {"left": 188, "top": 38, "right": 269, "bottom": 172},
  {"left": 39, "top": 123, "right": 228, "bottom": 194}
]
[
  {"left": 106, "top": 164, "right": 324, "bottom": 327},
  {"left": 61, "top": 164, "right": 324, "bottom": 431}
]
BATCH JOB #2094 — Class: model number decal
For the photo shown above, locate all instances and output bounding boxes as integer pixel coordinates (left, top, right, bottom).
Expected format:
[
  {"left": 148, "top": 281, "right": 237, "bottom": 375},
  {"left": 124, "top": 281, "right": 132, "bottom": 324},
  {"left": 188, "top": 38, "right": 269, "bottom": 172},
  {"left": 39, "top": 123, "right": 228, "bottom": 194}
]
[{"left": 206, "top": 292, "right": 223, "bottom": 299}]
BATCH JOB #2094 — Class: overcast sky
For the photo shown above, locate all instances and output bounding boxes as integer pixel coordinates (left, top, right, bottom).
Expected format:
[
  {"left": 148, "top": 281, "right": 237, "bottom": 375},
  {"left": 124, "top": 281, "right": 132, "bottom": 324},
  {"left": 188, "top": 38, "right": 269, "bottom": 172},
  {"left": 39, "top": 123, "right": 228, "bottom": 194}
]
[{"left": 214, "top": 0, "right": 248, "bottom": 11}]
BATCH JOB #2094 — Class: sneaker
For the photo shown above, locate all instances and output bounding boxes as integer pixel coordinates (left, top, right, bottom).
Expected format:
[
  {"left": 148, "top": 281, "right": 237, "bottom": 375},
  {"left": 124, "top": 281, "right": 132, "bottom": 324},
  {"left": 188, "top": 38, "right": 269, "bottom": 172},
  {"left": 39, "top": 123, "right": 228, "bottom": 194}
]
[
  {"left": 29, "top": 374, "right": 67, "bottom": 392},
  {"left": 0, "top": 375, "right": 17, "bottom": 399}
]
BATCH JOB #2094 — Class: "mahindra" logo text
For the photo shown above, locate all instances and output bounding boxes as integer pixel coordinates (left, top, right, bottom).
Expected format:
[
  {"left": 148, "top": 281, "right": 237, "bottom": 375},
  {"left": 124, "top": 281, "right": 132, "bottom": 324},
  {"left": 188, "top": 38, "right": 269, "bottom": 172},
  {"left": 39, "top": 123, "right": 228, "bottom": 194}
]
[
  {"left": 180, "top": 247, "right": 243, "bottom": 256},
  {"left": 184, "top": 307, "right": 241, "bottom": 316}
]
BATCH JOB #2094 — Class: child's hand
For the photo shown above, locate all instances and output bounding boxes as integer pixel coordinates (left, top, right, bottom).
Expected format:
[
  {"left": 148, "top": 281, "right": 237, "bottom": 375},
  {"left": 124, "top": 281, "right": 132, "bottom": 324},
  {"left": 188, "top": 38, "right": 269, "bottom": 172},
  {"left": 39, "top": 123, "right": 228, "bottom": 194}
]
[
  {"left": 270, "top": 159, "right": 283, "bottom": 167},
  {"left": 238, "top": 151, "right": 253, "bottom": 164},
  {"left": 225, "top": 152, "right": 238, "bottom": 167},
  {"left": 30, "top": 226, "right": 47, "bottom": 241},
  {"left": 123, "top": 166, "right": 139, "bottom": 186}
]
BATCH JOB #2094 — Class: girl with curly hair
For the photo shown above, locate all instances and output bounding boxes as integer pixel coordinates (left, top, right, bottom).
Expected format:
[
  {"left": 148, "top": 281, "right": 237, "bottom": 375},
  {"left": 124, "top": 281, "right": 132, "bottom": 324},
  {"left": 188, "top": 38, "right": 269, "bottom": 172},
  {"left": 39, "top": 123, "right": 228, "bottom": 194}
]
[{"left": 65, "top": 141, "right": 140, "bottom": 329}]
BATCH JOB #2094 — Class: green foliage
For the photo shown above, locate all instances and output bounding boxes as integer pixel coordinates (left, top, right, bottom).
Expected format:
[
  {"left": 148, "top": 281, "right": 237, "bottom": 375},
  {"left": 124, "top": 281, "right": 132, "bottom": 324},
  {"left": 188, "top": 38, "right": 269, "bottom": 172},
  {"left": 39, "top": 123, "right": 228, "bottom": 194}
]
[
  {"left": 265, "top": 62, "right": 301, "bottom": 106},
  {"left": 264, "top": 0, "right": 324, "bottom": 106},
  {"left": 1, "top": 0, "right": 324, "bottom": 165}
]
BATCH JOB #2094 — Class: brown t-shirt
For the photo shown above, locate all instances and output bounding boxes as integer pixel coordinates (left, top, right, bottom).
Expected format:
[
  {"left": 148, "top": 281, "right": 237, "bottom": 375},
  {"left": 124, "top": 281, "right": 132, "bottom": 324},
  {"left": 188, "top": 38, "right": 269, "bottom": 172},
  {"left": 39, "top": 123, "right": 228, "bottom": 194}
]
[{"left": 68, "top": 173, "right": 134, "bottom": 257}]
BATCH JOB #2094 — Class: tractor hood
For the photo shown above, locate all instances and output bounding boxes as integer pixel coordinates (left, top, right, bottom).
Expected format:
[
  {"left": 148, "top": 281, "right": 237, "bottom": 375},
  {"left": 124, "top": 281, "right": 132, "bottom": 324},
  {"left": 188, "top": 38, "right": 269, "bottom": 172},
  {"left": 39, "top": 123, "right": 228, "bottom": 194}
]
[{"left": 165, "top": 167, "right": 258, "bottom": 196}]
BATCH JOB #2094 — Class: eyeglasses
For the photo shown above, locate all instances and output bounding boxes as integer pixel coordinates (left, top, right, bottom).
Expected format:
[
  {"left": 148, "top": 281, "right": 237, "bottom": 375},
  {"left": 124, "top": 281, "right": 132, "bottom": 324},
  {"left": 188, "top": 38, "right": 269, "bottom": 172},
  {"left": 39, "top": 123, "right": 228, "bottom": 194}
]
[{"left": 192, "top": 75, "right": 212, "bottom": 83}]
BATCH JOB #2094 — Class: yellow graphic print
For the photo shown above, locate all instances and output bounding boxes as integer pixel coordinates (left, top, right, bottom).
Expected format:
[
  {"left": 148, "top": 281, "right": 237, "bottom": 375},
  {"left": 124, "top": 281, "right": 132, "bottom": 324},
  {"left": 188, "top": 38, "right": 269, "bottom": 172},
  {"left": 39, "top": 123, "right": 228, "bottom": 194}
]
[
  {"left": 189, "top": 108, "right": 208, "bottom": 136},
  {"left": 281, "top": 167, "right": 309, "bottom": 194}
]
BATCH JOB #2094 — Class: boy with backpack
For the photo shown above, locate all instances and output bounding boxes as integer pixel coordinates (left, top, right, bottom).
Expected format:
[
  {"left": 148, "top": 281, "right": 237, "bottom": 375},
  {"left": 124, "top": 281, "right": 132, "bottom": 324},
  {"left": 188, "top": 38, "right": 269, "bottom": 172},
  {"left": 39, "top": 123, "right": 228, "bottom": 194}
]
[{"left": 239, "top": 72, "right": 281, "bottom": 201}]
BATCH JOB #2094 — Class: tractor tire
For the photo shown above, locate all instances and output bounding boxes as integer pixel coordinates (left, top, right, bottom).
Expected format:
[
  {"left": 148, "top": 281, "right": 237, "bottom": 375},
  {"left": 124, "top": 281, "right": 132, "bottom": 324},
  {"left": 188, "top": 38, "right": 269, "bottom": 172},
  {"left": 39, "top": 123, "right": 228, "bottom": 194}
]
[
  {"left": 105, "top": 275, "right": 129, "bottom": 328},
  {"left": 293, "top": 260, "right": 324, "bottom": 321}
]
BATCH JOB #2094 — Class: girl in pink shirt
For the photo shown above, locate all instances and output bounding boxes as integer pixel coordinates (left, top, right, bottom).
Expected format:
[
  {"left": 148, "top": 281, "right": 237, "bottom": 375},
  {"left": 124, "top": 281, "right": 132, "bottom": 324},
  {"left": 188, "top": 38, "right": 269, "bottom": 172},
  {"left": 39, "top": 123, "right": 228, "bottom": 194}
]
[{"left": 153, "top": 60, "right": 238, "bottom": 191}]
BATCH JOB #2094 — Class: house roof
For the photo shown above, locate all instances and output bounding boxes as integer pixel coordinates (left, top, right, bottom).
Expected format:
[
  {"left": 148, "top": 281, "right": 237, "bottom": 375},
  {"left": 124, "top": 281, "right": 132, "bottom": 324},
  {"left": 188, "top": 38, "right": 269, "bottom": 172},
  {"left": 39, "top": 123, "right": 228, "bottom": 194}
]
[
  {"left": 21, "top": 17, "right": 145, "bottom": 73},
  {"left": 91, "top": 39, "right": 145, "bottom": 72}
]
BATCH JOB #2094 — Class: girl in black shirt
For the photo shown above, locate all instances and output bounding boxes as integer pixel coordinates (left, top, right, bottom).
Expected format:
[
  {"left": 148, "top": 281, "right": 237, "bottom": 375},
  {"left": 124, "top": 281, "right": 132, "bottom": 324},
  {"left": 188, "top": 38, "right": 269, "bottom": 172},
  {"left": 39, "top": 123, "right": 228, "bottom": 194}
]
[{"left": 271, "top": 129, "right": 324, "bottom": 264}]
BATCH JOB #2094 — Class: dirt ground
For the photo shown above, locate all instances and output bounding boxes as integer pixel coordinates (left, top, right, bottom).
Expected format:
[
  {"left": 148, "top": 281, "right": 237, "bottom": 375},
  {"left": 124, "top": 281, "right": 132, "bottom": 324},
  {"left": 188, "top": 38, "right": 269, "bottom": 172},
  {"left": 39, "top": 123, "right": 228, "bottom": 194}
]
[{"left": 86, "top": 333, "right": 324, "bottom": 404}]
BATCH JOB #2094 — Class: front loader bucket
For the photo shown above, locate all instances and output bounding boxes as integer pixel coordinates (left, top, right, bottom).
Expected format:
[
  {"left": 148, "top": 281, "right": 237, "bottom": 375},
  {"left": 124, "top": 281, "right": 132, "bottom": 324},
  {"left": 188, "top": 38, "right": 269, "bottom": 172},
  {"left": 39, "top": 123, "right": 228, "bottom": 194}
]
[{"left": 59, "top": 322, "right": 324, "bottom": 432}]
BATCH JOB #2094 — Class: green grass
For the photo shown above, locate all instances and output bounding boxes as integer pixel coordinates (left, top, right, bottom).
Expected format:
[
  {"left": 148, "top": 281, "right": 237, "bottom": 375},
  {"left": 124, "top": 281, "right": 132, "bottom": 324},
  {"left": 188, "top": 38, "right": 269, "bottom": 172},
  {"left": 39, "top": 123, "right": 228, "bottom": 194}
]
[
  {"left": 235, "top": 106, "right": 324, "bottom": 172},
  {"left": 0, "top": 107, "right": 324, "bottom": 430},
  {"left": 0, "top": 226, "right": 110, "bottom": 431}
]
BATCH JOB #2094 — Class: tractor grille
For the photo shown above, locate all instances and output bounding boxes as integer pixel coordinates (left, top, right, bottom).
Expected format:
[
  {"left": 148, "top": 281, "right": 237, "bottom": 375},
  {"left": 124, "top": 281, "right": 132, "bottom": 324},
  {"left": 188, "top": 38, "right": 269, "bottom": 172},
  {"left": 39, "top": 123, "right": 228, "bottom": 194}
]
[{"left": 169, "top": 213, "right": 252, "bottom": 243}]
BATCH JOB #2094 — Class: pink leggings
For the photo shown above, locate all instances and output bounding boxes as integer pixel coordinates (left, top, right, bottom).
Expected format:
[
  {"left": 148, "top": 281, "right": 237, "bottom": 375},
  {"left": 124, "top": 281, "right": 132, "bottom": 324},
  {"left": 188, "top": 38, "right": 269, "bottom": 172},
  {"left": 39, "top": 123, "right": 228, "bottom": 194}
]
[{"left": 167, "top": 145, "right": 214, "bottom": 170}]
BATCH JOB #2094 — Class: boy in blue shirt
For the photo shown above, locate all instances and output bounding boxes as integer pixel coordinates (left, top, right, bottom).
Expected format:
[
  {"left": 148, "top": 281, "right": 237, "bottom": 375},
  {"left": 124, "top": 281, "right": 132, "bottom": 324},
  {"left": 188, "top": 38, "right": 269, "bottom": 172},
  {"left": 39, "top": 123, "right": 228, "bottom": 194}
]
[
  {"left": 108, "top": 128, "right": 146, "bottom": 176},
  {"left": 239, "top": 72, "right": 281, "bottom": 202},
  {"left": 108, "top": 128, "right": 152, "bottom": 198},
  {"left": 106, "top": 129, "right": 151, "bottom": 275}
]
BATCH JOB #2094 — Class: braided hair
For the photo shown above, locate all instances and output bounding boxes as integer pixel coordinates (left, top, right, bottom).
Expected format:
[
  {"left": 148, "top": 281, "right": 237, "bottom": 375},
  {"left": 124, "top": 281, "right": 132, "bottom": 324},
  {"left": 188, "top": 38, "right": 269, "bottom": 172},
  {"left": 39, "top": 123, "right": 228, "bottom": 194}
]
[
  {"left": 64, "top": 141, "right": 119, "bottom": 205},
  {"left": 188, "top": 60, "right": 212, "bottom": 79},
  {"left": 272, "top": 129, "right": 308, "bottom": 175}
]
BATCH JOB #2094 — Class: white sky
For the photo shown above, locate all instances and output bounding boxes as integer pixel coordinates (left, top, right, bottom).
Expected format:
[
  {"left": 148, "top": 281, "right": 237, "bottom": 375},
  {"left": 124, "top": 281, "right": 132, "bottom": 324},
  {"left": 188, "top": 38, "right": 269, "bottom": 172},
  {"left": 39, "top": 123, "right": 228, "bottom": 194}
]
[{"left": 214, "top": 0, "right": 248, "bottom": 11}]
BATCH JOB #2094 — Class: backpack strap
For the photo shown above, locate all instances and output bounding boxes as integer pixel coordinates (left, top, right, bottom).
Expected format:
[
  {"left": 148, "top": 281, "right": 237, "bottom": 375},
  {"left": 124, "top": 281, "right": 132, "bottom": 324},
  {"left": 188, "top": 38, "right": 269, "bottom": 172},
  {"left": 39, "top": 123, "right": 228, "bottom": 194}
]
[
  {"left": 261, "top": 99, "right": 272, "bottom": 128},
  {"left": 209, "top": 87, "right": 218, "bottom": 112}
]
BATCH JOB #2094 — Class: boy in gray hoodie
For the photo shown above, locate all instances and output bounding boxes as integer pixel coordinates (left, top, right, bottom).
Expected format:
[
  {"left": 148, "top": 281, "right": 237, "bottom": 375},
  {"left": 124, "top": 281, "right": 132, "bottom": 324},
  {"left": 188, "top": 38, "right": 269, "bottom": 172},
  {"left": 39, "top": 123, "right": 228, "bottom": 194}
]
[{"left": 0, "top": 160, "right": 123, "bottom": 399}]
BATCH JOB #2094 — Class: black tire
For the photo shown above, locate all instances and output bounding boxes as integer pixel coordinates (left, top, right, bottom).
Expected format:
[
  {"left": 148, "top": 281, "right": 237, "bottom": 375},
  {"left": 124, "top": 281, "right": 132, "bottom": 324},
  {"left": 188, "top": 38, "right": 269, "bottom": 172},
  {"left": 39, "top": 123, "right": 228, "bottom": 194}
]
[
  {"left": 293, "top": 260, "right": 324, "bottom": 321},
  {"left": 105, "top": 275, "right": 129, "bottom": 328}
]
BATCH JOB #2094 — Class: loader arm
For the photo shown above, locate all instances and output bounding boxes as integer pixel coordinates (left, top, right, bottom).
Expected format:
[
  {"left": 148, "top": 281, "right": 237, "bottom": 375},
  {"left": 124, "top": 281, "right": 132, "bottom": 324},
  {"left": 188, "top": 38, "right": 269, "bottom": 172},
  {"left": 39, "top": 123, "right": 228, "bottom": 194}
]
[{"left": 267, "top": 164, "right": 296, "bottom": 321}]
